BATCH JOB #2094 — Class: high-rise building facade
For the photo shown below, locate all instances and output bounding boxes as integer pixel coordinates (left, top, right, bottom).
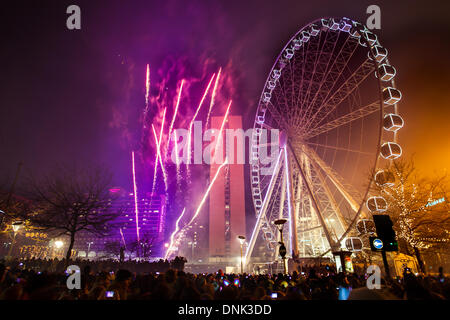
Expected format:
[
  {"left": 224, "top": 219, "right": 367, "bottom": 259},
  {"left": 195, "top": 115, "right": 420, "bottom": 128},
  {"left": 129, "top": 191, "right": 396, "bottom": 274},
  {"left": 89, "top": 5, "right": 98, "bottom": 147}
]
[
  {"left": 74, "top": 188, "right": 166, "bottom": 258},
  {"left": 209, "top": 115, "right": 246, "bottom": 261}
]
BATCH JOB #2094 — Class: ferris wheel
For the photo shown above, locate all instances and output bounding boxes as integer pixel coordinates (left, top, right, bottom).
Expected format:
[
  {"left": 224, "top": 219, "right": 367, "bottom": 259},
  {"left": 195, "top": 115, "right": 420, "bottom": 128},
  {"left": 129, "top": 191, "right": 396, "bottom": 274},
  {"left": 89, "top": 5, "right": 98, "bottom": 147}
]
[{"left": 245, "top": 17, "right": 403, "bottom": 266}]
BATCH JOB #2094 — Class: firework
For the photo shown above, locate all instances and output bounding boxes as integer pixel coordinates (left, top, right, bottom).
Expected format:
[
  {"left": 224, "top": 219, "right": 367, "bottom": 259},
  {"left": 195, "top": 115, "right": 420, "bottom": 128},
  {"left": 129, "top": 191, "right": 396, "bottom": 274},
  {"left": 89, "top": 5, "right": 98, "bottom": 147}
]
[
  {"left": 164, "top": 207, "right": 186, "bottom": 260},
  {"left": 151, "top": 124, "right": 168, "bottom": 190},
  {"left": 151, "top": 108, "right": 167, "bottom": 194},
  {"left": 212, "top": 100, "right": 232, "bottom": 163},
  {"left": 145, "top": 64, "right": 150, "bottom": 107},
  {"left": 185, "top": 157, "right": 229, "bottom": 227},
  {"left": 131, "top": 151, "right": 140, "bottom": 242},
  {"left": 187, "top": 73, "right": 216, "bottom": 165},
  {"left": 205, "top": 67, "right": 222, "bottom": 129},
  {"left": 168, "top": 79, "right": 184, "bottom": 147},
  {"left": 119, "top": 228, "right": 127, "bottom": 250}
]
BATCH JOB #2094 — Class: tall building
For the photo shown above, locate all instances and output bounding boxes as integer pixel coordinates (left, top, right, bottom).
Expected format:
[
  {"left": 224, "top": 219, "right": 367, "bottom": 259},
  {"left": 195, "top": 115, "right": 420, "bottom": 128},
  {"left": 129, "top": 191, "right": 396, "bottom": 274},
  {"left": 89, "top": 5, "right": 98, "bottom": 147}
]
[
  {"left": 209, "top": 115, "right": 246, "bottom": 262},
  {"left": 74, "top": 188, "right": 166, "bottom": 258}
]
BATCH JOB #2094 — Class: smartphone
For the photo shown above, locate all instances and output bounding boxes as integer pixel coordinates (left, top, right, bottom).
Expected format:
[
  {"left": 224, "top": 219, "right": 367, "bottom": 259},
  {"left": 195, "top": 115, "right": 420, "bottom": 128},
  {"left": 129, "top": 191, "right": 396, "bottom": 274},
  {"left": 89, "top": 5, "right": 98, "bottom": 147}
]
[
  {"left": 156, "top": 272, "right": 160, "bottom": 275},
  {"left": 223, "top": 280, "right": 230, "bottom": 286},
  {"left": 271, "top": 292, "right": 278, "bottom": 299},
  {"left": 106, "top": 291, "right": 114, "bottom": 298},
  {"left": 234, "top": 279, "right": 240, "bottom": 286}
]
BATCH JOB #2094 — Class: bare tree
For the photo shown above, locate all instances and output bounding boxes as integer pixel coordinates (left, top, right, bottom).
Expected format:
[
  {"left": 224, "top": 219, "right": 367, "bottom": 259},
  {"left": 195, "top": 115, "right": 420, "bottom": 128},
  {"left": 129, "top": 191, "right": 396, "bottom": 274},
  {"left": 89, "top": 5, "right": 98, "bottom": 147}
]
[
  {"left": 19, "top": 165, "right": 123, "bottom": 261},
  {"left": 103, "top": 240, "right": 122, "bottom": 259},
  {"left": 371, "top": 157, "right": 450, "bottom": 272}
]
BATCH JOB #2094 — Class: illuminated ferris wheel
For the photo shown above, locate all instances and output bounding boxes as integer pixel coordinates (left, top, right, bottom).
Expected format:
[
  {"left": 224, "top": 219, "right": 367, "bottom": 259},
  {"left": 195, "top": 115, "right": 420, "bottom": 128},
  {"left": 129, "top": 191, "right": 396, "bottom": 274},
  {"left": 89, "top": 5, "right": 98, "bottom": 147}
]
[{"left": 245, "top": 17, "right": 403, "bottom": 266}]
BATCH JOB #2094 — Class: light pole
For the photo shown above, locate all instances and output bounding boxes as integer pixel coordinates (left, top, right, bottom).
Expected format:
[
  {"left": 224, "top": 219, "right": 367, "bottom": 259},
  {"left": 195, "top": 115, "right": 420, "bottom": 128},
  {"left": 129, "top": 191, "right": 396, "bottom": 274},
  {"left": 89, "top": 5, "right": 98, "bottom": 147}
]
[
  {"left": 238, "top": 235, "right": 246, "bottom": 274},
  {"left": 54, "top": 240, "right": 64, "bottom": 259},
  {"left": 274, "top": 219, "right": 288, "bottom": 274},
  {"left": 7, "top": 221, "right": 22, "bottom": 259},
  {"left": 86, "top": 241, "right": 93, "bottom": 259}
]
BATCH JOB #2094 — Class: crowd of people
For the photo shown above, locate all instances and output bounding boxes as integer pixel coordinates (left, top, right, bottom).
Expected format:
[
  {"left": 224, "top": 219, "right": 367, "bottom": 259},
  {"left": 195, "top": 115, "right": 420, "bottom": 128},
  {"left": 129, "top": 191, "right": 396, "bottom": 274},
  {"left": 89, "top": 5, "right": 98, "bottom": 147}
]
[{"left": 0, "top": 258, "right": 448, "bottom": 300}]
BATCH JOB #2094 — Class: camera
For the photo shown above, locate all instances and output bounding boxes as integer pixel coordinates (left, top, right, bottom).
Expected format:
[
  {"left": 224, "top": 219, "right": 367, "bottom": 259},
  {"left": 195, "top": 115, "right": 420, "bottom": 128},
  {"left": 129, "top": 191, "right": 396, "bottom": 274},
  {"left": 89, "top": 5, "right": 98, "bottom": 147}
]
[
  {"left": 271, "top": 292, "right": 278, "bottom": 299},
  {"left": 106, "top": 291, "right": 115, "bottom": 298}
]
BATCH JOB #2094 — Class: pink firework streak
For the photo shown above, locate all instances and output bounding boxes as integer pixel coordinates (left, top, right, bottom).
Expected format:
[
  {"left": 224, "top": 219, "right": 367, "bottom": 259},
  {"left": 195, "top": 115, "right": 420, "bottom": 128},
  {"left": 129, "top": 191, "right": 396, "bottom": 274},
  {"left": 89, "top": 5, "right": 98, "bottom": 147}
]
[
  {"left": 212, "top": 100, "right": 232, "bottom": 163},
  {"left": 164, "top": 207, "right": 186, "bottom": 260},
  {"left": 187, "top": 73, "right": 216, "bottom": 165},
  {"left": 205, "top": 67, "right": 222, "bottom": 129},
  {"left": 119, "top": 228, "right": 127, "bottom": 250},
  {"left": 151, "top": 124, "right": 168, "bottom": 190},
  {"left": 185, "top": 157, "right": 229, "bottom": 227},
  {"left": 168, "top": 79, "right": 184, "bottom": 147},
  {"left": 151, "top": 108, "right": 167, "bottom": 194},
  {"left": 131, "top": 151, "right": 140, "bottom": 242},
  {"left": 145, "top": 64, "right": 150, "bottom": 107},
  {"left": 142, "top": 64, "right": 151, "bottom": 131}
]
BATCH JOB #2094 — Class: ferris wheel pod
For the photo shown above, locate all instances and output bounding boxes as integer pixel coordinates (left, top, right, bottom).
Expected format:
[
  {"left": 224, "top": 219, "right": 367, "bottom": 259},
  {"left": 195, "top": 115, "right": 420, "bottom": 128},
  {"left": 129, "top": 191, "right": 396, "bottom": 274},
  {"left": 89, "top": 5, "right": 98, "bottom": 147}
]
[
  {"left": 345, "top": 237, "right": 363, "bottom": 252},
  {"left": 329, "top": 18, "right": 340, "bottom": 30},
  {"left": 383, "top": 87, "right": 402, "bottom": 105},
  {"left": 356, "top": 219, "right": 376, "bottom": 235},
  {"left": 267, "top": 80, "right": 277, "bottom": 90},
  {"left": 375, "top": 64, "right": 397, "bottom": 82},
  {"left": 349, "top": 26, "right": 361, "bottom": 39},
  {"left": 368, "top": 46, "right": 388, "bottom": 63},
  {"left": 262, "top": 92, "right": 272, "bottom": 103},
  {"left": 363, "top": 31, "right": 378, "bottom": 47},
  {"left": 383, "top": 113, "right": 404, "bottom": 132},
  {"left": 320, "top": 18, "right": 330, "bottom": 29},
  {"left": 309, "top": 23, "right": 320, "bottom": 36},
  {"left": 264, "top": 232, "right": 274, "bottom": 240},
  {"left": 366, "top": 196, "right": 388, "bottom": 213},
  {"left": 300, "top": 31, "right": 311, "bottom": 43},
  {"left": 380, "top": 142, "right": 402, "bottom": 160},
  {"left": 374, "top": 170, "right": 395, "bottom": 187},
  {"left": 292, "top": 38, "right": 302, "bottom": 50},
  {"left": 339, "top": 18, "right": 353, "bottom": 33},
  {"left": 272, "top": 69, "right": 281, "bottom": 80},
  {"left": 284, "top": 48, "right": 294, "bottom": 60}
]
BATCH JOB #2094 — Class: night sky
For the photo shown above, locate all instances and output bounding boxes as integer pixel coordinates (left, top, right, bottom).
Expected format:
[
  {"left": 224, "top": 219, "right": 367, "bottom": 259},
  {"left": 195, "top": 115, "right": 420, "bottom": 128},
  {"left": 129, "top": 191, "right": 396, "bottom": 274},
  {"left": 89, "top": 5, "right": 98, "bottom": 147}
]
[{"left": 1, "top": 0, "right": 449, "bottom": 192}]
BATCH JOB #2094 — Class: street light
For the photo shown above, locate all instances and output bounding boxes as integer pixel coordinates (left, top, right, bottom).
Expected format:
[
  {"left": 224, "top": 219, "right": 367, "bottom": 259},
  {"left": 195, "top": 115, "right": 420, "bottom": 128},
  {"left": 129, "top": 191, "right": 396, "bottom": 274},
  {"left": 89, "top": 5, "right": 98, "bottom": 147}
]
[
  {"left": 237, "top": 235, "right": 246, "bottom": 274},
  {"left": 86, "top": 241, "right": 93, "bottom": 259},
  {"left": 7, "top": 221, "right": 22, "bottom": 259},
  {"left": 274, "top": 219, "right": 288, "bottom": 274}
]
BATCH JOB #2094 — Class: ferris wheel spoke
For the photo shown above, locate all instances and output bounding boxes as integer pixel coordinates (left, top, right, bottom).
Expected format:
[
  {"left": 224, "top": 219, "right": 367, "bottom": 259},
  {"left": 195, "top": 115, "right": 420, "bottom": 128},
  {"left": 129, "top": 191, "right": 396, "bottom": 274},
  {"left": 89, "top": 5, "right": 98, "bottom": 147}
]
[
  {"left": 304, "top": 141, "right": 373, "bottom": 156},
  {"left": 303, "top": 59, "right": 375, "bottom": 132},
  {"left": 264, "top": 101, "right": 288, "bottom": 130},
  {"left": 301, "top": 100, "right": 380, "bottom": 139},
  {"left": 307, "top": 156, "right": 348, "bottom": 235},
  {"left": 298, "top": 36, "right": 359, "bottom": 129},
  {"left": 297, "top": 31, "right": 329, "bottom": 114},
  {"left": 297, "top": 30, "right": 341, "bottom": 127},
  {"left": 302, "top": 145, "right": 362, "bottom": 211},
  {"left": 287, "top": 141, "right": 339, "bottom": 251}
]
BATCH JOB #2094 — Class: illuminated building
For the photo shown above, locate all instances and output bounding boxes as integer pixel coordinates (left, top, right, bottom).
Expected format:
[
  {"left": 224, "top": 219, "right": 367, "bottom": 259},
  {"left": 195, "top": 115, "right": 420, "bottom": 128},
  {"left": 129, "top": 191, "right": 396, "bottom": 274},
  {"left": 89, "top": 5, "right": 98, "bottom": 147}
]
[
  {"left": 209, "top": 115, "right": 246, "bottom": 262},
  {"left": 74, "top": 188, "right": 166, "bottom": 258}
]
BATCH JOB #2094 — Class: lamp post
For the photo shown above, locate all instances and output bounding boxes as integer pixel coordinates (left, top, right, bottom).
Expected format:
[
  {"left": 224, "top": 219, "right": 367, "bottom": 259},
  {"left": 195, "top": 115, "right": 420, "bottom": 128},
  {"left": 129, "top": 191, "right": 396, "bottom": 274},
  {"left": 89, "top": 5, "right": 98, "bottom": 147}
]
[
  {"left": 238, "top": 235, "right": 246, "bottom": 274},
  {"left": 54, "top": 240, "right": 64, "bottom": 259},
  {"left": 86, "top": 241, "right": 93, "bottom": 259},
  {"left": 274, "top": 219, "right": 288, "bottom": 274},
  {"left": 7, "top": 221, "right": 22, "bottom": 259}
]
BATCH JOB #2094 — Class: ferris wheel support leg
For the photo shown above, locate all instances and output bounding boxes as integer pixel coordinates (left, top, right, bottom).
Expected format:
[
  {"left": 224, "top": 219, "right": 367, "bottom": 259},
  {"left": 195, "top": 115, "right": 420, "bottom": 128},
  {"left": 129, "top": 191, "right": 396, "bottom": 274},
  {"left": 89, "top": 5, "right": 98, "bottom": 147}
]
[
  {"left": 304, "top": 146, "right": 360, "bottom": 212},
  {"left": 307, "top": 156, "right": 348, "bottom": 236},
  {"left": 287, "top": 140, "right": 339, "bottom": 252},
  {"left": 244, "top": 149, "right": 284, "bottom": 271},
  {"left": 285, "top": 147, "right": 300, "bottom": 259}
]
